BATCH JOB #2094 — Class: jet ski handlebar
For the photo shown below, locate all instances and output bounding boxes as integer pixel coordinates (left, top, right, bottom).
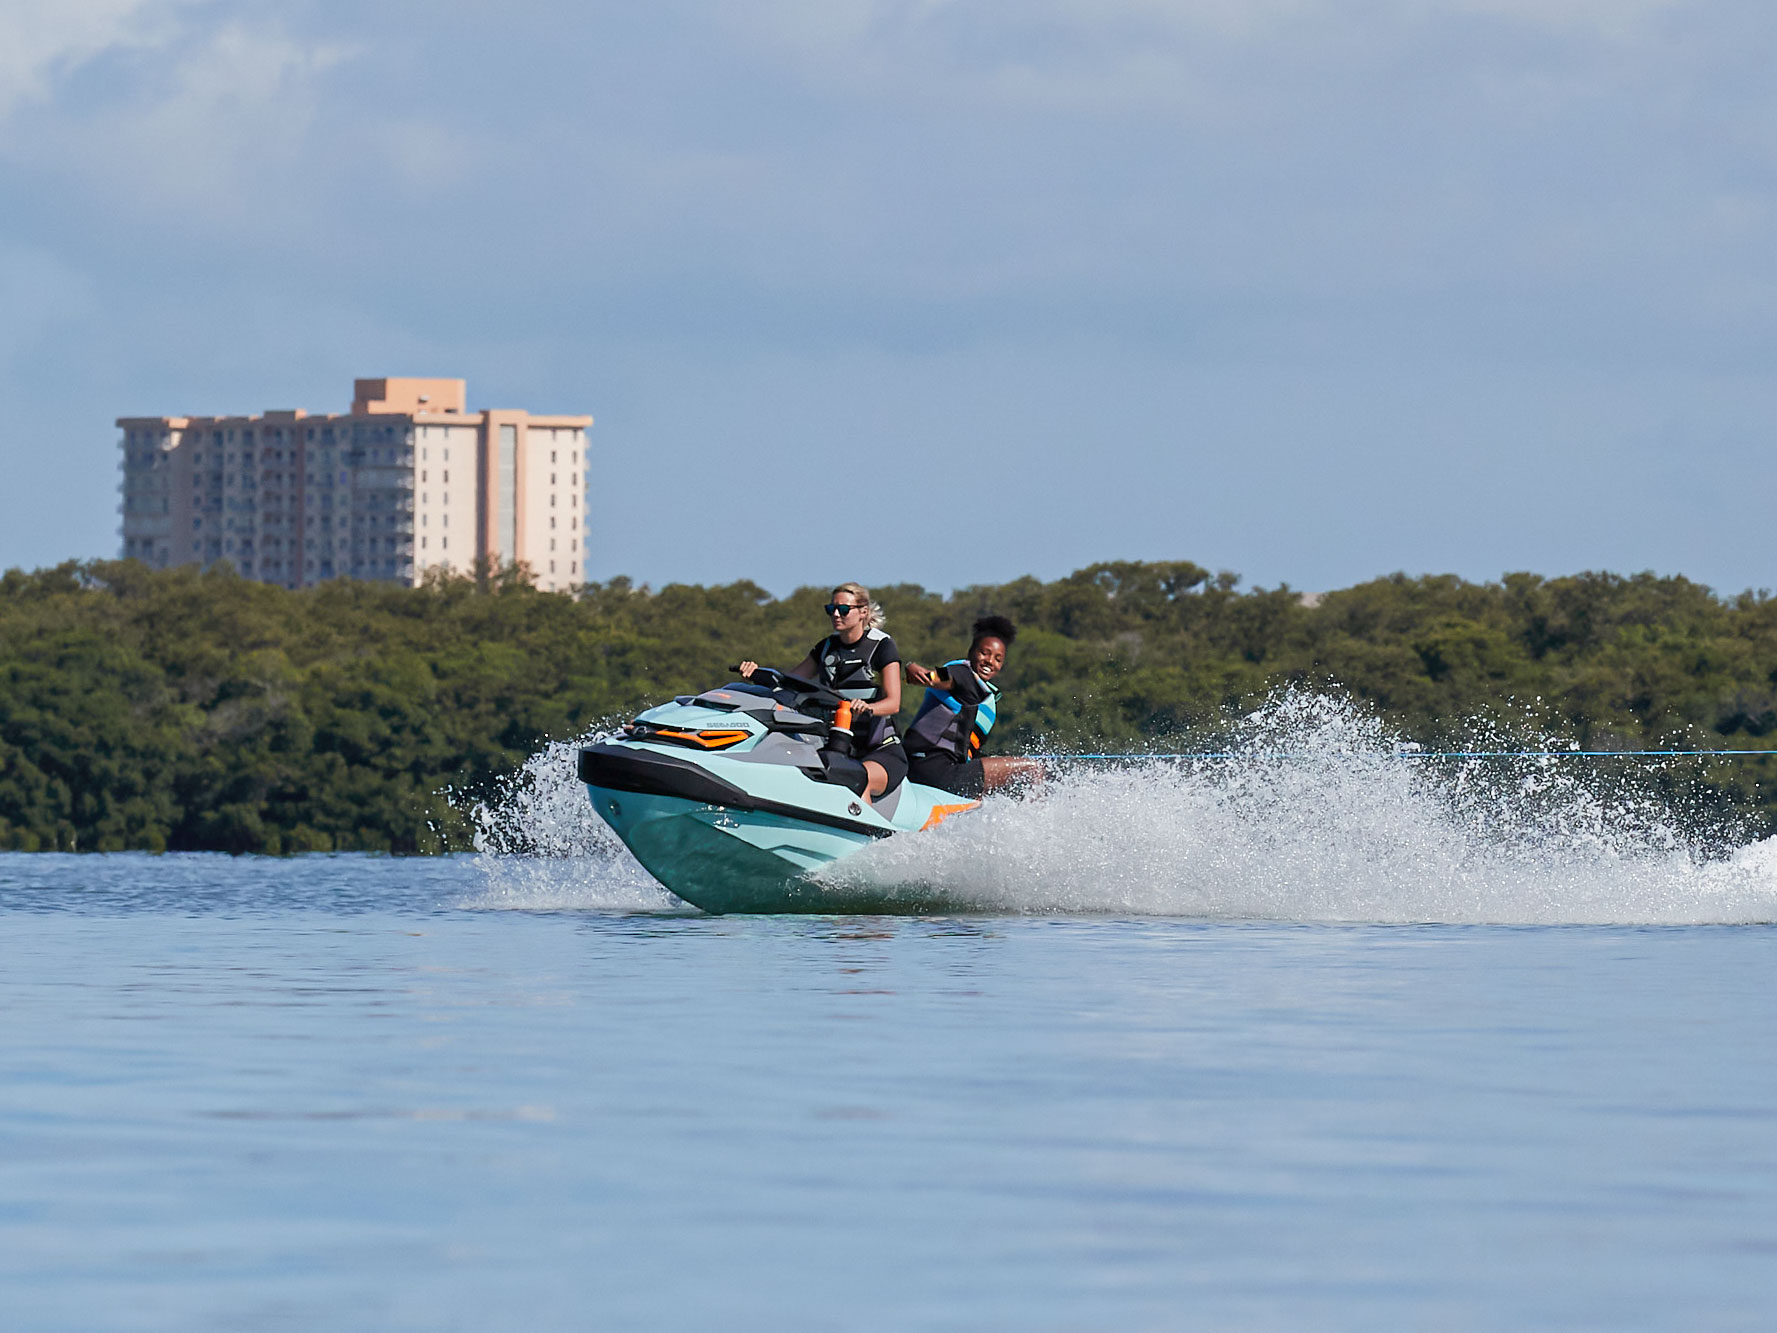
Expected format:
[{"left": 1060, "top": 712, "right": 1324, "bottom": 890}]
[{"left": 728, "top": 665, "right": 842, "bottom": 706}]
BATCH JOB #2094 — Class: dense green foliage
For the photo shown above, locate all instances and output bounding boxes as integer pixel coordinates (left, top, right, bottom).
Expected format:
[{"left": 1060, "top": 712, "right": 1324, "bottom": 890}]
[{"left": 3, "top": 558, "right": 1776, "bottom": 852}]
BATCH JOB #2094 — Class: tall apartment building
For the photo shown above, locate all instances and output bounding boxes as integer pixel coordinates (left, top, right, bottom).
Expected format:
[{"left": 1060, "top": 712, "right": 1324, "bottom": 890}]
[{"left": 117, "top": 378, "right": 594, "bottom": 592}]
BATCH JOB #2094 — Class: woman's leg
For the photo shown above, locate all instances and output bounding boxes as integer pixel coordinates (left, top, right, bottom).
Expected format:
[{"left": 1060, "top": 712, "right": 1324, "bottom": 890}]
[
  {"left": 860, "top": 744, "right": 906, "bottom": 803},
  {"left": 981, "top": 756, "right": 1045, "bottom": 793},
  {"left": 907, "top": 752, "right": 967, "bottom": 795},
  {"left": 862, "top": 760, "right": 887, "bottom": 800}
]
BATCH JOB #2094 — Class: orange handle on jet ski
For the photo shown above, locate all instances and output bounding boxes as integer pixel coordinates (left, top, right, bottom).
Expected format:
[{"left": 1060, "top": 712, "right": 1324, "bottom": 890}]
[{"left": 833, "top": 700, "right": 853, "bottom": 731}]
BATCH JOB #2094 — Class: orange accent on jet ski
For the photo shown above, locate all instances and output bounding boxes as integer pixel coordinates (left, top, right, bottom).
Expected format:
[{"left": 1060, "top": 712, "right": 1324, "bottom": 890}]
[
  {"left": 833, "top": 700, "right": 854, "bottom": 731},
  {"left": 920, "top": 801, "right": 981, "bottom": 830},
  {"left": 647, "top": 728, "right": 752, "bottom": 751}
]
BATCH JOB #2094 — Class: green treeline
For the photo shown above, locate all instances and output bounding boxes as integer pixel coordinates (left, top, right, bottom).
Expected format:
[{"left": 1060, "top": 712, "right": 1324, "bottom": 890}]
[{"left": 3, "top": 557, "right": 1777, "bottom": 853}]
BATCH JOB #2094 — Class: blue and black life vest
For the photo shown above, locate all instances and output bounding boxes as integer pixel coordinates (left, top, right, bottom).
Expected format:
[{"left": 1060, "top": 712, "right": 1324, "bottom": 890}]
[{"left": 905, "top": 660, "right": 999, "bottom": 761}]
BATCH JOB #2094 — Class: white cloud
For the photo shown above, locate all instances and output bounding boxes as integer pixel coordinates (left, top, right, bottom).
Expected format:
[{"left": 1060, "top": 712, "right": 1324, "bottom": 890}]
[
  {"left": 101, "top": 21, "right": 353, "bottom": 198},
  {"left": 0, "top": 0, "right": 183, "bottom": 119},
  {"left": 0, "top": 9, "right": 355, "bottom": 212},
  {"left": 1435, "top": 0, "right": 1680, "bottom": 39},
  {"left": 730, "top": 0, "right": 1689, "bottom": 113},
  {"left": 745, "top": 0, "right": 1681, "bottom": 44}
]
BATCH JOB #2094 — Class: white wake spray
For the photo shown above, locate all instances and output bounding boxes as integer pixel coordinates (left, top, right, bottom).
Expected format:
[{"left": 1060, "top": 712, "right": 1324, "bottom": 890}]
[
  {"left": 461, "top": 732, "right": 680, "bottom": 912},
  {"left": 830, "top": 693, "right": 1777, "bottom": 923},
  {"left": 460, "top": 694, "right": 1777, "bottom": 923}
]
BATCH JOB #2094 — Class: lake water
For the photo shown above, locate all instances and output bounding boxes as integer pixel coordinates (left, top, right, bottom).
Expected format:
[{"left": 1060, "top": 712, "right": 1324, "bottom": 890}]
[
  {"left": 13, "top": 697, "right": 1777, "bottom": 1330},
  {"left": 6, "top": 849, "right": 1777, "bottom": 1331}
]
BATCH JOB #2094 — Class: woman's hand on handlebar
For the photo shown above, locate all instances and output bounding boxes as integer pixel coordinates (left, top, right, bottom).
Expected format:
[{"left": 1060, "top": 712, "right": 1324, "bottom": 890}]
[{"left": 738, "top": 660, "right": 759, "bottom": 680}]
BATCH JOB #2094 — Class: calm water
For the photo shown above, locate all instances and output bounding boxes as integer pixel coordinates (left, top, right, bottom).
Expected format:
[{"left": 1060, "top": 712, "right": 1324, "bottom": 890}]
[{"left": 5, "top": 852, "right": 1777, "bottom": 1330}]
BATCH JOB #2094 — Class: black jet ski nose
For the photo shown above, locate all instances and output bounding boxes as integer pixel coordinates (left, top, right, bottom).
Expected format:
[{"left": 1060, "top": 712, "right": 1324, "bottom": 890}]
[{"left": 578, "top": 744, "right": 750, "bottom": 806}]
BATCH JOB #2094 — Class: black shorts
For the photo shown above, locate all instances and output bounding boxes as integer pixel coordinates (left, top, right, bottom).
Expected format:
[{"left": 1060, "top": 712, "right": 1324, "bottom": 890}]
[
  {"left": 907, "top": 751, "right": 985, "bottom": 799},
  {"left": 861, "top": 739, "right": 908, "bottom": 794}
]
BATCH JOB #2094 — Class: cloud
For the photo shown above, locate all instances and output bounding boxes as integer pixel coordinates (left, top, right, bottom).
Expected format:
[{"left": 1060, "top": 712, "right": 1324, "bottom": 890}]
[
  {"left": 0, "top": 0, "right": 1760, "bottom": 349},
  {"left": 1436, "top": 0, "right": 1680, "bottom": 38},
  {"left": 720, "top": 0, "right": 1694, "bottom": 118},
  {"left": 89, "top": 21, "right": 353, "bottom": 201},
  {"left": 0, "top": 4, "right": 354, "bottom": 210},
  {"left": 0, "top": 0, "right": 152, "bottom": 117}
]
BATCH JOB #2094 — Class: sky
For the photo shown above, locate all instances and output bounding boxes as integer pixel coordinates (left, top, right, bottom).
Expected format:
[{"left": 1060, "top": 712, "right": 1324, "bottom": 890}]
[{"left": 3, "top": 0, "right": 1776, "bottom": 596}]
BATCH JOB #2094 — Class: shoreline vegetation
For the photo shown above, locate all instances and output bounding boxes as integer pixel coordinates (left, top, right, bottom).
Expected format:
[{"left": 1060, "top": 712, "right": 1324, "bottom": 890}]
[{"left": 3, "top": 558, "right": 1776, "bottom": 854}]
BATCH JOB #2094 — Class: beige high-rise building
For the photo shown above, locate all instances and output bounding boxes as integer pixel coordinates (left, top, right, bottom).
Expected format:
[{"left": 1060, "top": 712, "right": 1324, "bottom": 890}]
[{"left": 117, "top": 378, "right": 594, "bottom": 592}]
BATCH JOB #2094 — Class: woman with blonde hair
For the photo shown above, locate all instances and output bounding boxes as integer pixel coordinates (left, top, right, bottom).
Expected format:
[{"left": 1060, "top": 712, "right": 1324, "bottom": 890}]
[{"left": 739, "top": 582, "right": 905, "bottom": 801}]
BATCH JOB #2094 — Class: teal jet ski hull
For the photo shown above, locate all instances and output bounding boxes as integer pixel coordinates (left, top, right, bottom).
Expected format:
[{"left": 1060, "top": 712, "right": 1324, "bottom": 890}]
[{"left": 585, "top": 786, "right": 894, "bottom": 915}]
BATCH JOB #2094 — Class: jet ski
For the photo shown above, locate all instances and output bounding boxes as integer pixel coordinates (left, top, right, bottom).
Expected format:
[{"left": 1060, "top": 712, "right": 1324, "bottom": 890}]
[{"left": 578, "top": 667, "right": 982, "bottom": 913}]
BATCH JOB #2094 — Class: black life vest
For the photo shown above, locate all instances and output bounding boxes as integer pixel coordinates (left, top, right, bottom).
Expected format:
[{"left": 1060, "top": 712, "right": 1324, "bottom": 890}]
[{"left": 812, "top": 630, "right": 900, "bottom": 751}]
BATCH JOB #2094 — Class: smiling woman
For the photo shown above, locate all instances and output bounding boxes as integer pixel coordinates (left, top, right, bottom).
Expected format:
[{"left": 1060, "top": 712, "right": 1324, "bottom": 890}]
[{"left": 904, "top": 614, "right": 1044, "bottom": 797}]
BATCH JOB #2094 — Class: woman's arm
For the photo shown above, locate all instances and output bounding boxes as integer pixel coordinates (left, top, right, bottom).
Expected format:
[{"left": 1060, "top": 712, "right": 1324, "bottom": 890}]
[
  {"left": 905, "top": 661, "right": 949, "bottom": 690},
  {"left": 740, "top": 654, "right": 818, "bottom": 681}
]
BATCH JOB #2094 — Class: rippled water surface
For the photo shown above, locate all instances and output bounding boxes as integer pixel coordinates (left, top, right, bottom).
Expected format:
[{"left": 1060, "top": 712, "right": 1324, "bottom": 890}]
[{"left": 6, "top": 852, "right": 1777, "bottom": 1330}]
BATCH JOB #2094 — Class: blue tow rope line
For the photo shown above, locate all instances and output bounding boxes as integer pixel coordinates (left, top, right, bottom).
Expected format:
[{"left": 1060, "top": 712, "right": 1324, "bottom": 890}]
[{"left": 1034, "top": 749, "right": 1777, "bottom": 761}]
